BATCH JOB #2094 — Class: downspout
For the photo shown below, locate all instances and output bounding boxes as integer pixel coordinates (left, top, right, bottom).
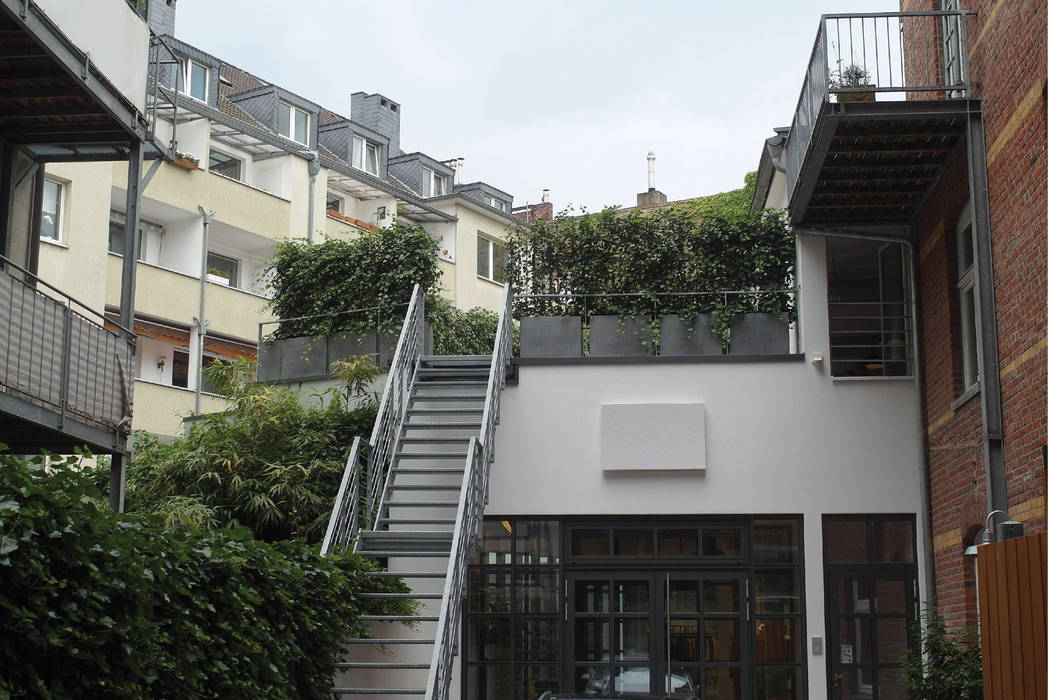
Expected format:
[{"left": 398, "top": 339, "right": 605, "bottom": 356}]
[
  {"left": 306, "top": 152, "right": 320, "bottom": 242},
  {"left": 195, "top": 207, "right": 215, "bottom": 415},
  {"left": 798, "top": 228, "right": 935, "bottom": 603}
]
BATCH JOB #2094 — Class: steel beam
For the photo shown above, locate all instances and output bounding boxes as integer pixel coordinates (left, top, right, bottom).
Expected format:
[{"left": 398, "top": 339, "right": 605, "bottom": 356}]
[
  {"left": 118, "top": 139, "right": 143, "bottom": 333},
  {"left": 965, "top": 108, "right": 1007, "bottom": 519},
  {"left": 0, "top": 137, "right": 12, "bottom": 257}
]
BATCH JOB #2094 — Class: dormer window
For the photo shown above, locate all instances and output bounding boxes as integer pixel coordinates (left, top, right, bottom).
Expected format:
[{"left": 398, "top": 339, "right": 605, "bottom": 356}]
[
  {"left": 485, "top": 194, "right": 507, "bottom": 212},
  {"left": 352, "top": 135, "right": 380, "bottom": 176},
  {"left": 278, "top": 101, "right": 310, "bottom": 145},
  {"left": 179, "top": 58, "right": 208, "bottom": 102},
  {"left": 422, "top": 167, "right": 447, "bottom": 197}
]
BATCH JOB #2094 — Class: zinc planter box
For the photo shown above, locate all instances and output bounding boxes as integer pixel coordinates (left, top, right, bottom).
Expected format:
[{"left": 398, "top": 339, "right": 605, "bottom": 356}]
[
  {"left": 659, "top": 314, "right": 723, "bottom": 356},
  {"left": 589, "top": 315, "right": 652, "bottom": 357},
  {"left": 519, "top": 316, "right": 582, "bottom": 358},
  {"left": 728, "top": 313, "right": 789, "bottom": 355},
  {"left": 258, "top": 330, "right": 403, "bottom": 382}
]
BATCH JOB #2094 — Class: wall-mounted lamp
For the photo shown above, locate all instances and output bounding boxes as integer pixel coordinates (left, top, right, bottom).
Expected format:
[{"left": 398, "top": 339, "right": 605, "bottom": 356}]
[
  {"left": 157, "top": 355, "right": 167, "bottom": 373},
  {"left": 810, "top": 353, "right": 824, "bottom": 366},
  {"left": 376, "top": 206, "right": 387, "bottom": 220}
]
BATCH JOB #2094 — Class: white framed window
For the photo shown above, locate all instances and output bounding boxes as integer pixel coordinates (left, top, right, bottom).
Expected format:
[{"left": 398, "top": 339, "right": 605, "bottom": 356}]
[
  {"left": 484, "top": 194, "right": 507, "bottom": 212},
  {"left": 206, "top": 251, "right": 240, "bottom": 288},
  {"left": 40, "top": 178, "right": 63, "bottom": 241},
  {"left": 476, "top": 234, "right": 506, "bottom": 284},
  {"left": 208, "top": 149, "right": 242, "bottom": 180},
  {"left": 956, "top": 202, "right": 979, "bottom": 390},
  {"left": 326, "top": 192, "right": 344, "bottom": 214},
  {"left": 107, "top": 210, "right": 160, "bottom": 261},
  {"left": 422, "top": 167, "right": 447, "bottom": 197},
  {"left": 179, "top": 58, "right": 208, "bottom": 102},
  {"left": 278, "top": 101, "right": 310, "bottom": 145},
  {"left": 352, "top": 135, "right": 380, "bottom": 175}
]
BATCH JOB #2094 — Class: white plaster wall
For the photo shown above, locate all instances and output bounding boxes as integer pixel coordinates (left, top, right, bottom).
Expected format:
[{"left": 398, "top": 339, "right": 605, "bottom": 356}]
[
  {"left": 35, "top": 0, "right": 148, "bottom": 112},
  {"left": 175, "top": 118, "right": 210, "bottom": 165},
  {"left": 159, "top": 216, "right": 203, "bottom": 276},
  {"left": 255, "top": 156, "right": 291, "bottom": 201}
]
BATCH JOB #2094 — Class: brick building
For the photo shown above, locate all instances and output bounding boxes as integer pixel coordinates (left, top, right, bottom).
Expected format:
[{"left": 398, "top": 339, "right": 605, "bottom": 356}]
[{"left": 901, "top": 0, "right": 1046, "bottom": 627}]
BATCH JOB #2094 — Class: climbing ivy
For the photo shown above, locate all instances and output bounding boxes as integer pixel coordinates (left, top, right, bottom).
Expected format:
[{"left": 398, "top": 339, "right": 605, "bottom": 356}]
[{"left": 506, "top": 204, "right": 794, "bottom": 341}]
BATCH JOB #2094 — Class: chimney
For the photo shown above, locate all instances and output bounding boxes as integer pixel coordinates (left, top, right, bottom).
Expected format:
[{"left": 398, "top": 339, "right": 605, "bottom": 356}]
[
  {"left": 513, "top": 190, "right": 554, "bottom": 223},
  {"left": 541, "top": 188, "right": 550, "bottom": 203},
  {"left": 350, "top": 92, "right": 401, "bottom": 156},
  {"left": 455, "top": 158, "right": 464, "bottom": 186},
  {"left": 637, "top": 151, "right": 667, "bottom": 207},
  {"left": 146, "top": 0, "right": 177, "bottom": 36}
]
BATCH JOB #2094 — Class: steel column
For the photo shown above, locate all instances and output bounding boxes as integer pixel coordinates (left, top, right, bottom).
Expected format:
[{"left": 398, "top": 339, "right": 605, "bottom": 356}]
[
  {"left": 27, "top": 164, "right": 43, "bottom": 276},
  {"left": 118, "top": 139, "right": 143, "bottom": 333},
  {"left": 0, "top": 138, "right": 13, "bottom": 258},
  {"left": 965, "top": 110, "right": 1007, "bottom": 519},
  {"left": 109, "top": 453, "right": 126, "bottom": 513}
]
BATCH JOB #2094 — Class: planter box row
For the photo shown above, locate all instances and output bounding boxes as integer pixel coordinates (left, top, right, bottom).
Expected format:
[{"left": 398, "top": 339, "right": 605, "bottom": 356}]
[
  {"left": 258, "top": 330, "right": 404, "bottom": 383},
  {"left": 519, "top": 313, "right": 789, "bottom": 359}
]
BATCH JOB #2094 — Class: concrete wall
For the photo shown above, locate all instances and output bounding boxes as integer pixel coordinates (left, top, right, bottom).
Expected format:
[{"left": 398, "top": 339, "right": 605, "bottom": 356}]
[
  {"left": 132, "top": 379, "right": 227, "bottom": 438},
  {"left": 437, "top": 203, "right": 511, "bottom": 312},
  {"left": 35, "top": 0, "right": 149, "bottom": 112},
  {"left": 37, "top": 162, "right": 114, "bottom": 312}
]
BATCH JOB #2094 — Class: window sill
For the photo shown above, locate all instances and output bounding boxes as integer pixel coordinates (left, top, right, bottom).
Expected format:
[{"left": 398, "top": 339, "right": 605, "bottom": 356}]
[
  {"left": 40, "top": 238, "right": 68, "bottom": 249},
  {"left": 950, "top": 384, "right": 980, "bottom": 411},
  {"left": 831, "top": 375, "right": 915, "bottom": 382},
  {"left": 476, "top": 274, "right": 506, "bottom": 288}
]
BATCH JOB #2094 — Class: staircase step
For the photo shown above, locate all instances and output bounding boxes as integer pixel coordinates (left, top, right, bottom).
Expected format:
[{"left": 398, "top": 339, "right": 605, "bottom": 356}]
[
  {"left": 413, "top": 380, "right": 487, "bottom": 387},
  {"left": 416, "top": 369, "right": 489, "bottom": 378},
  {"left": 389, "top": 484, "right": 461, "bottom": 491},
  {"left": 360, "top": 552, "right": 450, "bottom": 559},
  {"left": 394, "top": 452, "right": 468, "bottom": 460},
  {"left": 398, "top": 436, "right": 474, "bottom": 443},
  {"left": 409, "top": 395, "right": 485, "bottom": 403},
  {"left": 382, "top": 501, "right": 458, "bottom": 507},
  {"left": 335, "top": 662, "right": 430, "bottom": 670},
  {"left": 421, "top": 354, "right": 491, "bottom": 363},
  {"left": 369, "top": 571, "right": 447, "bottom": 578},
  {"left": 405, "top": 407, "right": 483, "bottom": 415},
  {"left": 378, "top": 518, "right": 457, "bottom": 525},
  {"left": 393, "top": 467, "right": 465, "bottom": 475},
  {"left": 362, "top": 615, "right": 438, "bottom": 622},
  {"left": 331, "top": 688, "right": 424, "bottom": 695},
  {"left": 402, "top": 422, "right": 482, "bottom": 430},
  {"left": 357, "top": 592, "right": 442, "bottom": 600},
  {"left": 344, "top": 638, "right": 435, "bottom": 644}
]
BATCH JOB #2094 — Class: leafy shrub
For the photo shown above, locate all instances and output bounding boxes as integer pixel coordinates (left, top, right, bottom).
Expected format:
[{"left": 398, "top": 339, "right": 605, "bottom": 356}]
[
  {"left": 266, "top": 222, "right": 441, "bottom": 339},
  {"left": 0, "top": 452, "right": 411, "bottom": 699},
  {"left": 507, "top": 207, "right": 794, "bottom": 343},
  {"left": 127, "top": 361, "right": 377, "bottom": 542},
  {"left": 428, "top": 296, "right": 500, "bottom": 355},
  {"left": 901, "top": 607, "right": 983, "bottom": 699},
  {"left": 687, "top": 171, "right": 757, "bottom": 220}
]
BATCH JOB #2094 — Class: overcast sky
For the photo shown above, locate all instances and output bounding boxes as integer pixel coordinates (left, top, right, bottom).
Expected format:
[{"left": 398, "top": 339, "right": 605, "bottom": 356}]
[{"left": 175, "top": 1, "right": 895, "bottom": 212}]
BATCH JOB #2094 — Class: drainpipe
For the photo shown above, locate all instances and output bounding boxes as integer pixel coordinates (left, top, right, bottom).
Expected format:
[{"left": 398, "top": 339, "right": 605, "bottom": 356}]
[
  {"left": 798, "top": 228, "right": 935, "bottom": 604},
  {"left": 306, "top": 152, "right": 320, "bottom": 242},
  {"left": 195, "top": 207, "right": 215, "bottom": 415}
]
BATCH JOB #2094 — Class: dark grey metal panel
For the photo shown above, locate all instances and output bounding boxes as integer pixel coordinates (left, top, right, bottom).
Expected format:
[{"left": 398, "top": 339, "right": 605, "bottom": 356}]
[
  {"left": 519, "top": 316, "right": 582, "bottom": 358},
  {"left": 279, "top": 336, "right": 326, "bottom": 380},
  {"left": 659, "top": 314, "right": 723, "bottom": 356},
  {"left": 589, "top": 315, "right": 651, "bottom": 357},
  {"left": 729, "top": 313, "right": 789, "bottom": 355},
  {"left": 318, "top": 124, "right": 351, "bottom": 162},
  {"left": 388, "top": 158, "right": 423, "bottom": 196},
  {"left": 231, "top": 89, "right": 278, "bottom": 133}
]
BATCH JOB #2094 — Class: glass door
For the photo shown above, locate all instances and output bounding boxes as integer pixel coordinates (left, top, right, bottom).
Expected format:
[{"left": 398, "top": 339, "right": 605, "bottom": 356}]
[
  {"left": 567, "top": 573, "right": 657, "bottom": 696},
  {"left": 665, "top": 572, "right": 748, "bottom": 700},
  {"left": 827, "top": 572, "right": 915, "bottom": 700}
]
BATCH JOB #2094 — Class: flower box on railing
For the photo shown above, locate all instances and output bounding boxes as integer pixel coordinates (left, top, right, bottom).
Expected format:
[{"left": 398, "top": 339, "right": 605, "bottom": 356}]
[{"left": 258, "top": 331, "right": 403, "bottom": 383}]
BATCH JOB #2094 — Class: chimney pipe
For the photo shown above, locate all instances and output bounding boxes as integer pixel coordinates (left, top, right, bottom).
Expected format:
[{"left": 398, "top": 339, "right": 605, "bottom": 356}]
[
  {"left": 647, "top": 151, "right": 656, "bottom": 192},
  {"left": 541, "top": 188, "right": 549, "bottom": 203},
  {"left": 455, "top": 158, "right": 464, "bottom": 186}
]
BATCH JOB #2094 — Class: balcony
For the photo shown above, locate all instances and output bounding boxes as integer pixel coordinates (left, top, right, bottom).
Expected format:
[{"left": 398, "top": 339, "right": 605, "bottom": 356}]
[
  {"left": 785, "top": 10, "right": 976, "bottom": 226},
  {"left": 0, "top": 258, "right": 133, "bottom": 454}
]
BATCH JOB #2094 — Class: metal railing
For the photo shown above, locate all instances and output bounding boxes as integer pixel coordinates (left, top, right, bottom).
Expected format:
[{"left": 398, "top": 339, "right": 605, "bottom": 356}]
[
  {"left": 425, "top": 285, "right": 514, "bottom": 700},
  {"left": 784, "top": 10, "right": 976, "bottom": 197},
  {"left": 829, "top": 299, "right": 913, "bottom": 377},
  {"left": 319, "top": 436, "right": 364, "bottom": 556},
  {"left": 145, "top": 32, "right": 179, "bottom": 159},
  {"left": 365, "top": 284, "right": 426, "bottom": 533},
  {"left": 0, "top": 256, "right": 134, "bottom": 435}
]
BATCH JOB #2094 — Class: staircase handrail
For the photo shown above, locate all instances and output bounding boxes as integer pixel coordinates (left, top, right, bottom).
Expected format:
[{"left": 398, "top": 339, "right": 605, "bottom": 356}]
[
  {"left": 319, "top": 436, "right": 364, "bottom": 556},
  {"left": 424, "top": 438, "right": 484, "bottom": 700},
  {"left": 426, "top": 285, "right": 513, "bottom": 700},
  {"left": 479, "top": 285, "right": 513, "bottom": 456},
  {"left": 365, "top": 284, "right": 425, "bottom": 531}
]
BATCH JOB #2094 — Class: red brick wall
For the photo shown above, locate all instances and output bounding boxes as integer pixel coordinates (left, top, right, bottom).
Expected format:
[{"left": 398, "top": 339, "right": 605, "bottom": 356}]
[{"left": 903, "top": 0, "right": 1047, "bottom": 628}]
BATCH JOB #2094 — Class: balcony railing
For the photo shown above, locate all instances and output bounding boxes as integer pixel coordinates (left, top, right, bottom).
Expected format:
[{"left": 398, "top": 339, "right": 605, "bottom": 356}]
[
  {"left": 0, "top": 257, "right": 134, "bottom": 436},
  {"left": 785, "top": 10, "right": 976, "bottom": 198}
]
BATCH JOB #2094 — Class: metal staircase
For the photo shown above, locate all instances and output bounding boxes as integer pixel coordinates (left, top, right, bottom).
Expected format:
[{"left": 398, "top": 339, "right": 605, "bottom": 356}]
[{"left": 321, "top": 285, "right": 513, "bottom": 699}]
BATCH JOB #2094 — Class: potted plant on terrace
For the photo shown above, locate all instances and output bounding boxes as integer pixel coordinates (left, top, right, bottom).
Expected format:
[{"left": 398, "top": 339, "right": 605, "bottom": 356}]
[
  {"left": 205, "top": 267, "right": 229, "bottom": 286},
  {"left": 172, "top": 151, "right": 200, "bottom": 170},
  {"left": 830, "top": 63, "right": 875, "bottom": 103}
]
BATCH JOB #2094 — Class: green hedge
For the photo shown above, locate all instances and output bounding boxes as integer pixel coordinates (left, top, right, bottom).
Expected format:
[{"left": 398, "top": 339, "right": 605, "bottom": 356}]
[{"left": 0, "top": 453, "right": 411, "bottom": 699}]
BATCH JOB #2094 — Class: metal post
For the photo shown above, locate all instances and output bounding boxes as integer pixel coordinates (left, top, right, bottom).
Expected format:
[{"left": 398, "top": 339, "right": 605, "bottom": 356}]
[
  {"left": 0, "top": 138, "right": 14, "bottom": 260},
  {"left": 195, "top": 208, "right": 214, "bottom": 414},
  {"left": 109, "top": 454, "right": 126, "bottom": 513},
  {"left": 27, "top": 165, "right": 45, "bottom": 276},
  {"left": 966, "top": 110, "right": 1007, "bottom": 518},
  {"left": 119, "top": 139, "right": 144, "bottom": 332}
]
